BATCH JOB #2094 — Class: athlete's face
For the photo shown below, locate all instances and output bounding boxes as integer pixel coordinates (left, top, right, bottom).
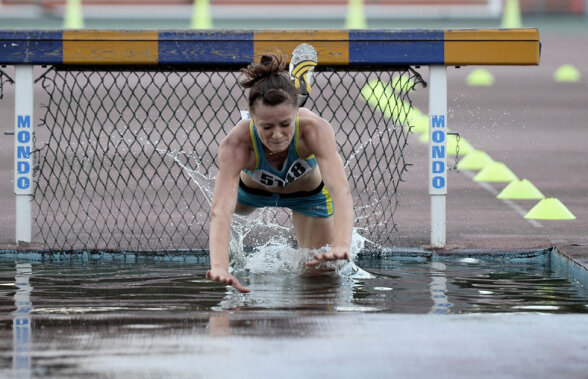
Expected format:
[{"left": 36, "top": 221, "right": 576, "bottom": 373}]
[{"left": 251, "top": 102, "right": 298, "bottom": 154}]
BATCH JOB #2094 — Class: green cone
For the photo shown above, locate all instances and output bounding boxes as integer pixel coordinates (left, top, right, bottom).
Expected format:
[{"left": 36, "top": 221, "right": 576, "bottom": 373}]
[
  {"left": 456, "top": 150, "right": 494, "bottom": 171},
  {"left": 497, "top": 179, "right": 544, "bottom": 200},
  {"left": 447, "top": 135, "right": 474, "bottom": 156},
  {"left": 466, "top": 68, "right": 494, "bottom": 86},
  {"left": 410, "top": 114, "right": 429, "bottom": 134},
  {"left": 554, "top": 65, "right": 581, "bottom": 83},
  {"left": 524, "top": 198, "right": 576, "bottom": 220},
  {"left": 474, "top": 161, "right": 518, "bottom": 182},
  {"left": 390, "top": 75, "right": 415, "bottom": 92},
  {"left": 361, "top": 80, "right": 393, "bottom": 118}
]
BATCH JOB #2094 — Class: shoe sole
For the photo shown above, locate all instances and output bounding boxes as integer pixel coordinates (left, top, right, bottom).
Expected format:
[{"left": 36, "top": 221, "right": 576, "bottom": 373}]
[{"left": 289, "top": 43, "right": 318, "bottom": 107}]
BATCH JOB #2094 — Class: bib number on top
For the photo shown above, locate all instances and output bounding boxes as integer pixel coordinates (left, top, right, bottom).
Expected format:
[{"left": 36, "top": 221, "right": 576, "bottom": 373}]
[{"left": 253, "top": 160, "right": 311, "bottom": 188}]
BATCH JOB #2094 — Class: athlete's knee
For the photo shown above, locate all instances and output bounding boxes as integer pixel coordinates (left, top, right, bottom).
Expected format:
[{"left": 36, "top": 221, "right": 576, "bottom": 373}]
[{"left": 235, "top": 203, "right": 256, "bottom": 216}]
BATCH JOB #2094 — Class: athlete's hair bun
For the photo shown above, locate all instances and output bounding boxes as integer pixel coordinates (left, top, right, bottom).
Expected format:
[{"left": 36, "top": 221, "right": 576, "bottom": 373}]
[
  {"left": 240, "top": 53, "right": 285, "bottom": 88},
  {"left": 240, "top": 53, "right": 298, "bottom": 111}
]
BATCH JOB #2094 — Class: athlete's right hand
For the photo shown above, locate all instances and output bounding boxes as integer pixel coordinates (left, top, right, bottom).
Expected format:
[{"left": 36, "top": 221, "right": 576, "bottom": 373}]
[{"left": 206, "top": 268, "right": 250, "bottom": 293}]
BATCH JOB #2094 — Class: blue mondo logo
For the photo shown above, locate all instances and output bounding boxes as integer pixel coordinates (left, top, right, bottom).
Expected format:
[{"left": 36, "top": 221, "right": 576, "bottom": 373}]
[
  {"left": 15, "top": 115, "right": 32, "bottom": 193},
  {"left": 430, "top": 115, "right": 447, "bottom": 194}
]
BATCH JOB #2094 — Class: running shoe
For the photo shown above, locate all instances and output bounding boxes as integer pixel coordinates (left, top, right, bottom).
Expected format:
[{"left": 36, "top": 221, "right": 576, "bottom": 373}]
[{"left": 289, "top": 43, "right": 318, "bottom": 107}]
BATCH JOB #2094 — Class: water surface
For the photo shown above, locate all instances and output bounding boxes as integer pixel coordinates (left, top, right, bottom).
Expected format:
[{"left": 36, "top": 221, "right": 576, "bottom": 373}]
[{"left": 2, "top": 251, "right": 588, "bottom": 377}]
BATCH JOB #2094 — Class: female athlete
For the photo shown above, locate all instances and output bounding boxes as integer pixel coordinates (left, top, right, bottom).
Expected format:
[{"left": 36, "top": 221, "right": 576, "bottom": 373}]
[{"left": 206, "top": 53, "right": 354, "bottom": 293}]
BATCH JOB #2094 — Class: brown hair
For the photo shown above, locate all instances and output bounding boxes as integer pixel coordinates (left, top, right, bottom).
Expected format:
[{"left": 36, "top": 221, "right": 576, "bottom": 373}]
[{"left": 240, "top": 53, "right": 298, "bottom": 113}]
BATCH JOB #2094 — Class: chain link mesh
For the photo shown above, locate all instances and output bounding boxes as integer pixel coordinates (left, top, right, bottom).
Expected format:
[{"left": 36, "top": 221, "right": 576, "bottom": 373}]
[
  {"left": 33, "top": 65, "right": 425, "bottom": 251},
  {"left": 0, "top": 68, "right": 13, "bottom": 100}
]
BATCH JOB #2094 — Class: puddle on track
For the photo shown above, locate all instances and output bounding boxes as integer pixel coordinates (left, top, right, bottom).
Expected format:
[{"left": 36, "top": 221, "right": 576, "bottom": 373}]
[
  {"left": 1, "top": 252, "right": 587, "bottom": 319},
  {"left": 1, "top": 252, "right": 588, "bottom": 377}
]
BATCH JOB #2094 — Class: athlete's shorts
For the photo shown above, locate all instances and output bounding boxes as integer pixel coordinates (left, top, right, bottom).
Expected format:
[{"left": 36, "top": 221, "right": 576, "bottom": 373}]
[{"left": 237, "top": 179, "right": 334, "bottom": 218}]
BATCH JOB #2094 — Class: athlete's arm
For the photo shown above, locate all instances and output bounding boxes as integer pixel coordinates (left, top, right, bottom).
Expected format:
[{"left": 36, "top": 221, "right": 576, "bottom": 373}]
[
  {"left": 300, "top": 112, "right": 354, "bottom": 266},
  {"left": 206, "top": 123, "right": 251, "bottom": 293}
]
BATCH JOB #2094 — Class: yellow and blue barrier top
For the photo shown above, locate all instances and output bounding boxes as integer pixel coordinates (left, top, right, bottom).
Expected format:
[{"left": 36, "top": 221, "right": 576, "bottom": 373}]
[{"left": 0, "top": 29, "right": 540, "bottom": 66}]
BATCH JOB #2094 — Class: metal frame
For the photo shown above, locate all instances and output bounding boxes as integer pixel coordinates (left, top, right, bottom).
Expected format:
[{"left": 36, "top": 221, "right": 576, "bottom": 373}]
[
  {"left": 428, "top": 66, "right": 448, "bottom": 247},
  {"left": 1, "top": 28, "right": 541, "bottom": 247},
  {"left": 14, "top": 65, "right": 34, "bottom": 245}
]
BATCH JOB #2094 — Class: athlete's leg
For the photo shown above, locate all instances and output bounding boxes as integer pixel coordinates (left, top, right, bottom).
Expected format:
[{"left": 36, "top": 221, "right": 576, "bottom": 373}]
[
  {"left": 236, "top": 181, "right": 268, "bottom": 215},
  {"left": 234, "top": 202, "right": 256, "bottom": 216},
  {"left": 292, "top": 210, "right": 335, "bottom": 249}
]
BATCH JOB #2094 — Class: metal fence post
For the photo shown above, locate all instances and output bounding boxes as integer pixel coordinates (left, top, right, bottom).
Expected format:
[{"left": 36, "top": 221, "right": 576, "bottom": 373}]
[
  {"left": 14, "top": 65, "right": 34, "bottom": 245},
  {"left": 429, "top": 65, "right": 447, "bottom": 248}
]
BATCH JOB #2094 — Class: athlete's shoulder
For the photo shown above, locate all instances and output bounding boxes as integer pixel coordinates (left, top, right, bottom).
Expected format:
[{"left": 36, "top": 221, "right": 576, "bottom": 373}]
[
  {"left": 298, "top": 108, "right": 331, "bottom": 133},
  {"left": 297, "top": 109, "right": 336, "bottom": 157},
  {"left": 219, "top": 119, "right": 254, "bottom": 165},
  {"left": 223, "top": 119, "right": 252, "bottom": 145},
  {"left": 298, "top": 108, "right": 334, "bottom": 138},
  {"left": 298, "top": 107, "right": 324, "bottom": 122}
]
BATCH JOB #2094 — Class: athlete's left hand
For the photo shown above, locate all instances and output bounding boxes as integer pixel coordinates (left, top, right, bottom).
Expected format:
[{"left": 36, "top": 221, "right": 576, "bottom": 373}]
[{"left": 305, "top": 246, "right": 349, "bottom": 267}]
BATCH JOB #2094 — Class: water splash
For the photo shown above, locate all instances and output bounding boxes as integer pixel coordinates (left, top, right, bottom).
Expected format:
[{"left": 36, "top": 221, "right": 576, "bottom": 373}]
[
  {"left": 159, "top": 147, "right": 373, "bottom": 280},
  {"left": 157, "top": 147, "right": 294, "bottom": 265},
  {"left": 239, "top": 230, "right": 373, "bottom": 280}
]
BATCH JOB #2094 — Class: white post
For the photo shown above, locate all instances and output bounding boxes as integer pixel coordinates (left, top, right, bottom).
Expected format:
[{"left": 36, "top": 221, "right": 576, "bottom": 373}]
[
  {"left": 428, "top": 66, "right": 447, "bottom": 248},
  {"left": 14, "top": 65, "right": 34, "bottom": 245}
]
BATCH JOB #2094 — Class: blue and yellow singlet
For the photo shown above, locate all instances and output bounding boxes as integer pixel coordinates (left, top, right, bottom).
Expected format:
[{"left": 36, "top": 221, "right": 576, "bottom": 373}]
[{"left": 243, "top": 118, "right": 317, "bottom": 188}]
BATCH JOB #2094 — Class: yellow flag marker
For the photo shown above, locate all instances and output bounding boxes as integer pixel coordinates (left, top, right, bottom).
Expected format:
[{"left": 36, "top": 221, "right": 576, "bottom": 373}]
[
  {"left": 191, "top": 0, "right": 213, "bottom": 29},
  {"left": 346, "top": 0, "right": 367, "bottom": 29},
  {"left": 497, "top": 179, "right": 544, "bottom": 200},
  {"left": 474, "top": 161, "right": 518, "bottom": 182},
  {"left": 501, "top": 0, "right": 522, "bottom": 28},
  {"left": 457, "top": 150, "right": 494, "bottom": 171},
  {"left": 63, "top": 0, "right": 84, "bottom": 29},
  {"left": 524, "top": 198, "right": 576, "bottom": 220}
]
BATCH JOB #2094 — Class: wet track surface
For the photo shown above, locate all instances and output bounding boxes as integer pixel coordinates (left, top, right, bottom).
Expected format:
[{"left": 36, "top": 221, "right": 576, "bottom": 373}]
[{"left": 1, "top": 253, "right": 588, "bottom": 378}]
